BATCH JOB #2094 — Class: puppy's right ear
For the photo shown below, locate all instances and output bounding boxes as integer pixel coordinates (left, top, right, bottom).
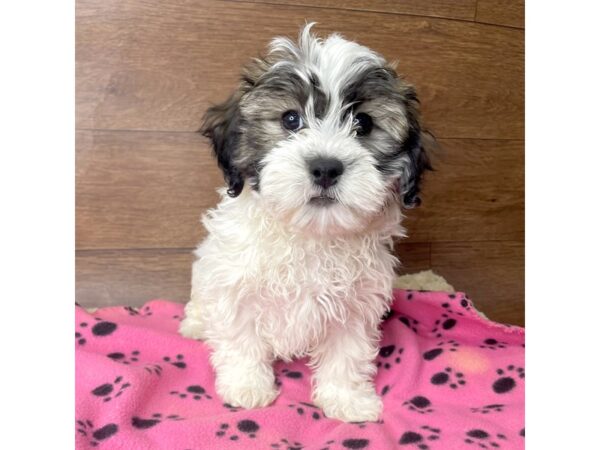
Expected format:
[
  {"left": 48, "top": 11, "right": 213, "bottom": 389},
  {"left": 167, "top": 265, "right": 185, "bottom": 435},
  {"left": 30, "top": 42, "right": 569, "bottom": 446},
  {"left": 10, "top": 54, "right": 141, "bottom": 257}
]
[{"left": 200, "top": 92, "right": 245, "bottom": 197}]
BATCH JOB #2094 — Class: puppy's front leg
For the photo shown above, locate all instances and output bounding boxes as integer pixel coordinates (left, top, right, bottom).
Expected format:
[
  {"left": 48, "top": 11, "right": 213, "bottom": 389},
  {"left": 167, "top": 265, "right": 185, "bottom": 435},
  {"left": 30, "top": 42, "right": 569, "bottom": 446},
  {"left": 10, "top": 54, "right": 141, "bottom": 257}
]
[
  {"left": 211, "top": 326, "right": 279, "bottom": 409},
  {"left": 310, "top": 321, "right": 382, "bottom": 422}
]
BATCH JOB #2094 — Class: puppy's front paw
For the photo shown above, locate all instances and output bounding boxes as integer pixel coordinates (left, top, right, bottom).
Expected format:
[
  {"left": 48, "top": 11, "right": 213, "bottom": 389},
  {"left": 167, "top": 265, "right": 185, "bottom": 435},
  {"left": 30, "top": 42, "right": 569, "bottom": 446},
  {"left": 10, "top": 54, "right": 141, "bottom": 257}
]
[
  {"left": 216, "top": 369, "right": 279, "bottom": 409},
  {"left": 313, "top": 384, "right": 383, "bottom": 422}
]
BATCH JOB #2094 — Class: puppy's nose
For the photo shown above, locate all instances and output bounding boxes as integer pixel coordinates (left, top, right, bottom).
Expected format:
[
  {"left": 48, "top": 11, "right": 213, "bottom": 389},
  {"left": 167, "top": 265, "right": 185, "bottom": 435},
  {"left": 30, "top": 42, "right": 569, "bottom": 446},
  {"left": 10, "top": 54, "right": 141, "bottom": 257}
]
[{"left": 309, "top": 158, "right": 344, "bottom": 189}]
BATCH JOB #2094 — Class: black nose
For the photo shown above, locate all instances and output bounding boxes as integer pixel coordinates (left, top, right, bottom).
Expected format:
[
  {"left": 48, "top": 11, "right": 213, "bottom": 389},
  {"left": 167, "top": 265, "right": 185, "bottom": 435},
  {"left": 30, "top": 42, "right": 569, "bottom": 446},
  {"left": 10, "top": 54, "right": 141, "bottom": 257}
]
[{"left": 309, "top": 157, "right": 344, "bottom": 189}]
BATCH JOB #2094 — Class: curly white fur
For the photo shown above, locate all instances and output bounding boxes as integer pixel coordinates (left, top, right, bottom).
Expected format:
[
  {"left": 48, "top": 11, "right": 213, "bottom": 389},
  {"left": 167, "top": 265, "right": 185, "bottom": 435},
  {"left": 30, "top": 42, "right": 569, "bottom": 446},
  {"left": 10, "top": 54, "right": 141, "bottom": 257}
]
[
  {"left": 179, "top": 25, "right": 425, "bottom": 422},
  {"left": 180, "top": 187, "right": 403, "bottom": 421}
]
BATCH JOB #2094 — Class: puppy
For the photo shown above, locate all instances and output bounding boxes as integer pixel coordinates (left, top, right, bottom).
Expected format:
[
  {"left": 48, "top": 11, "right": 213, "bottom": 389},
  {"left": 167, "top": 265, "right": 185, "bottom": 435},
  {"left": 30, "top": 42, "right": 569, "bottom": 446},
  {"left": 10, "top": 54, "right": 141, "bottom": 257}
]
[{"left": 180, "top": 24, "right": 431, "bottom": 423}]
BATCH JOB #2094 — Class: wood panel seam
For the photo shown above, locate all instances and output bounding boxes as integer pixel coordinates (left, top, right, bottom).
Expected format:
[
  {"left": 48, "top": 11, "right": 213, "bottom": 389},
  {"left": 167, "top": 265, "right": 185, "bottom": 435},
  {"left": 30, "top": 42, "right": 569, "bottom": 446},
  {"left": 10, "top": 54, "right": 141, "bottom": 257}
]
[{"left": 223, "top": 0, "right": 524, "bottom": 31}]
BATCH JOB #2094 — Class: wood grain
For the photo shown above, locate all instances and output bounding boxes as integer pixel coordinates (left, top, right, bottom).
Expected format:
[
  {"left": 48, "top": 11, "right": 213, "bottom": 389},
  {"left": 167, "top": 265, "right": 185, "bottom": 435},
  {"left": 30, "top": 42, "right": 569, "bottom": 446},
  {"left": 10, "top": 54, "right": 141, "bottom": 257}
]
[
  {"left": 76, "top": 0, "right": 523, "bottom": 139},
  {"left": 404, "top": 138, "right": 524, "bottom": 242},
  {"left": 431, "top": 241, "right": 524, "bottom": 326},
  {"left": 76, "top": 131, "right": 523, "bottom": 249},
  {"left": 75, "top": 0, "right": 524, "bottom": 326},
  {"left": 76, "top": 249, "right": 194, "bottom": 307},
  {"left": 228, "top": 0, "right": 477, "bottom": 21},
  {"left": 76, "top": 130, "right": 221, "bottom": 249},
  {"left": 476, "top": 0, "right": 524, "bottom": 28}
]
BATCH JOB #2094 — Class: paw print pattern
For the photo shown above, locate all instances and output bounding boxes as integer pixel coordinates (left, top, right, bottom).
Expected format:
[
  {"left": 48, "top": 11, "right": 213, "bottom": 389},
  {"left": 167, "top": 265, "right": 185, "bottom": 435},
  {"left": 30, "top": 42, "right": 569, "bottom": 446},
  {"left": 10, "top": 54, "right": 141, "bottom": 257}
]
[
  {"left": 75, "top": 322, "right": 89, "bottom": 345},
  {"left": 398, "top": 315, "right": 420, "bottom": 333},
  {"left": 459, "top": 295, "right": 474, "bottom": 312},
  {"left": 106, "top": 350, "right": 140, "bottom": 365},
  {"left": 143, "top": 363, "right": 163, "bottom": 375},
  {"left": 377, "top": 344, "right": 404, "bottom": 369},
  {"left": 341, "top": 439, "right": 370, "bottom": 449},
  {"left": 223, "top": 402, "right": 243, "bottom": 412},
  {"left": 381, "top": 308, "right": 395, "bottom": 321},
  {"left": 431, "top": 367, "right": 467, "bottom": 389},
  {"left": 216, "top": 419, "right": 260, "bottom": 441},
  {"left": 318, "top": 439, "right": 370, "bottom": 449},
  {"left": 91, "top": 376, "right": 131, "bottom": 402},
  {"left": 131, "top": 413, "right": 184, "bottom": 429},
  {"left": 464, "top": 429, "right": 507, "bottom": 448},
  {"left": 422, "top": 340, "right": 460, "bottom": 361},
  {"left": 287, "top": 402, "right": 323, "bottom": 420},
  {"left": 402, "top": 395, "right": 434, "bottom": 414},
  {"left": 270, "top": 438, "right": 304, "bottom": 449},
  {"left": 76, "top": 320, "right": 118, "bottom": 345},
  {"left": 281, "top": 368, "right": 303, "bottom": 379},
  {"left": 76, "top": 420, "right": 118, "bottom": 447},
  {"left": 169, "top": 385, "right": 212, "bottom": 400},
  {"left": 163, "top": 354, "right": 186, "bottom": 369},
  {"left": 492, "top": 365, "right": 524, "bottom": 394},
  {"left": 399, "top": 426, "right": 441, "bottom": 449},
  {"left": 430, "top": 312, "right": 458, "bottom": 338},
  {"left": 480, "top": 338, "right": 508, "bottom": 350},
  {"left": 470, "top": 404, "right": 505, "bottom": 414}
]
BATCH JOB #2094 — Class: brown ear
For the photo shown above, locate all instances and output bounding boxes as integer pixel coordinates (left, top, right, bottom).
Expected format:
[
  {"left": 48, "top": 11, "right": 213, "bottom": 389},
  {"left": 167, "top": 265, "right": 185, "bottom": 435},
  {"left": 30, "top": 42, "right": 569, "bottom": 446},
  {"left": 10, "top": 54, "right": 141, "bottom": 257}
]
[
  {"left": 200, "top": 92, "right": 245, "bottom": 197},
  {"left": 398, "top": 88, "right": 433, "bottom": 208}
]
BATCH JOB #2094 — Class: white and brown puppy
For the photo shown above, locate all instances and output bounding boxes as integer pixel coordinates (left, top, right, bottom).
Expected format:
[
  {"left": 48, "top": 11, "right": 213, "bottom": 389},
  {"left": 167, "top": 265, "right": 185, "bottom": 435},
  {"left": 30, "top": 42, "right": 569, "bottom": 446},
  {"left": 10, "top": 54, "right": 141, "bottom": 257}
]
[{"left": 180, "top": 24, "right": 431, "bottom": 422}]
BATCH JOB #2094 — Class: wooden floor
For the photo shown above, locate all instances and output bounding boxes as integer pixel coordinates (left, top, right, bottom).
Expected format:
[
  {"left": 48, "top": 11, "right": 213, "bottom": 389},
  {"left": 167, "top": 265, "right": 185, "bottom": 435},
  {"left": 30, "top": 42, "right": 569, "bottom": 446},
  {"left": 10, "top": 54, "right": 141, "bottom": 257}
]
[{"left": 76, "top": 0, "right": 524, "bottom": 326}]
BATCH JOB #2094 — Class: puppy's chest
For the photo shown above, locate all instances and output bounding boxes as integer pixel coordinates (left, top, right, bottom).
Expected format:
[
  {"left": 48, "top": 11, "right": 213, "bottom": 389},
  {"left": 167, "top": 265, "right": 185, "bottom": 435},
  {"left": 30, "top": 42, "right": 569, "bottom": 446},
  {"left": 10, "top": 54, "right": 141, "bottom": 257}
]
[{"left": 250, "top": 238, "right": 395, "bottom": 358}]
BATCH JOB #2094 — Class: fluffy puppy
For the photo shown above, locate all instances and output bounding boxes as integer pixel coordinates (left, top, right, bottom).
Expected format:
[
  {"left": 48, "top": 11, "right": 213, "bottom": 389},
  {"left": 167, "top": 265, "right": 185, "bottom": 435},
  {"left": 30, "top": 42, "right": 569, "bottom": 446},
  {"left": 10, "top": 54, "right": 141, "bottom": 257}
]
[{"left": 180, "top": 24, "right": 431, "bottom": 422}]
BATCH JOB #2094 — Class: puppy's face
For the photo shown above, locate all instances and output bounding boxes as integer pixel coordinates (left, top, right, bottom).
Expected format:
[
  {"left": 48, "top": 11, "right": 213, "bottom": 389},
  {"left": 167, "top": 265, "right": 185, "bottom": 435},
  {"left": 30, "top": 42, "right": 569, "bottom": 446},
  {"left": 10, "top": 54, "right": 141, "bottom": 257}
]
[{"left": 202, "top": 25, "right": 431, "bottom": 236}]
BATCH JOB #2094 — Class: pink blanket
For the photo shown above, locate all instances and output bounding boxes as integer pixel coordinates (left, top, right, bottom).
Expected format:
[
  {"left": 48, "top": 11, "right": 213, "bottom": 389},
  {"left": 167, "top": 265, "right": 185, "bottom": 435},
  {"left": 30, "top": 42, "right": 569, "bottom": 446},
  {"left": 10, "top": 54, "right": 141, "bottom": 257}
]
[{"left": 76, "top": 290, "right": 524, "bottom": 449}]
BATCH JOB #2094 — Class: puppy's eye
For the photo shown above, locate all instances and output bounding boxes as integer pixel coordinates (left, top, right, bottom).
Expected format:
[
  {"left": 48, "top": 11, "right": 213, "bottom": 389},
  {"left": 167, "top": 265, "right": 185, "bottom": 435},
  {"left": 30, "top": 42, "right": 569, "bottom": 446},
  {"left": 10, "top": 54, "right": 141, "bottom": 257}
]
[
  {"left": 282, "top": 110, "right": 303, "bottom": 131},
  {"left": 353, "top": 112, "right": 373, "bottom": 136}
]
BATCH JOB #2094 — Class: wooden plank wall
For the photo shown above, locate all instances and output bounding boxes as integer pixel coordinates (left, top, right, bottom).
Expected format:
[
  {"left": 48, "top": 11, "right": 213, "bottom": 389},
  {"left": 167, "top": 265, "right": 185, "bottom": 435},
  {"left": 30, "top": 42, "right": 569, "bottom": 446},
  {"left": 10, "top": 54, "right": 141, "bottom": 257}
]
[{"left": 76, "top": 0, "right": 525, "bottom": 326}]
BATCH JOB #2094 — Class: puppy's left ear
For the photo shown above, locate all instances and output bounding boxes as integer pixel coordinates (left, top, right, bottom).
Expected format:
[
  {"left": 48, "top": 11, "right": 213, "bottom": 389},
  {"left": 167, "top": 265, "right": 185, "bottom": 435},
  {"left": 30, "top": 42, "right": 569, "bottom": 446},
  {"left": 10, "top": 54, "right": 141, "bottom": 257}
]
[
  {"left": 398, "top": 87, "right": 433, "bottom": 208},
  {"left": 200, "top": 91, "right": 245, "bottom": 197}
]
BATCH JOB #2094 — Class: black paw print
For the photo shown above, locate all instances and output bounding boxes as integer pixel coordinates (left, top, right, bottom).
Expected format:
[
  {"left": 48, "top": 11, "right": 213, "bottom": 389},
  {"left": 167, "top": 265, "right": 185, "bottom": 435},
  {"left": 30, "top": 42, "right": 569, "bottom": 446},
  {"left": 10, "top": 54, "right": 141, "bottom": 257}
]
[
  {"left": 163, "top": 354, "right": 186, "bottom": 369},
  {"left": 287, "top": 402, "right": 323, "bottom": 420},
  {"left": 422, "top": 340, "right": 460, "bottom": 361},
  {"left": 280, "top": 368, "right": 303, "bottom": 381},
  {"left": 341, "top": 439, "right": 370, "bottom": 449},
  {"left": 470, "top": 404, "right": 504, "bottom": 414},
  {"left": 319, "top": 439, "right": 370, "bottom": 449},
  {"left": 381, "top": 308, "right": 395, "bottom": 321},
  {"left": 464, "top": 429, "right": 507, "bottom": 448},
  {"left": 216, "top": 419, "right": 260, "bottom": 441},
  {"left": 106, "top": 350, "right": 140, "bottom": 365},
  {"left": 271, "top": 438, "right": 304, "bottom": 449},
  {"left": 381, "top": 384, "right": 391, "bottom": 396},
  {"left": 480, "top": 338, "right": 508, "bottom": 350},
  {"left": 402, "top": 395, "right": 434, "bottom": 414},
  {"left": 131, "top": 413, "right": 184, "bottom": 429},
  {"left": 399, "top": 425, "right": 441, "bottom": 449},
  {"left": 377, "top": 344, "right": 404, "bottom": 369},
  {"left": 169, "top": 385, "right": 212, "bottom": 400},
  {"left": 75, "top": 322, "right": 89, "bottom": 345},
  {"left": 91, "top": 376, "right": 131, "bottom": 402},
  {"left": 223, "top": 402, "right": 243, "bottom": 412},
  {"left": 430, "top": 367, "right": 467, "bottom": 389},
  {"left": 76, "top": 320, "right": 118, "bottom": 345},
  {"left": 492, "top": 365, "right": 524, "bottom": 394},
  {"left": 459, "top": 295, "right": 474, "bottom": 312},
  {"left": 398, "top": 315, "right": 420, "bottom": 333},
  {"left": 172, "top": 314, "right": 183, "bottom": 321},
  {"left": 143, "top": 363, "right": 163, "bottom": 375},
  {"left": 430, "top": 312, "right": 458, "bottom": 338},
  {"left": 76, "top": 420, "right": 118, "bottom": 447}
]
